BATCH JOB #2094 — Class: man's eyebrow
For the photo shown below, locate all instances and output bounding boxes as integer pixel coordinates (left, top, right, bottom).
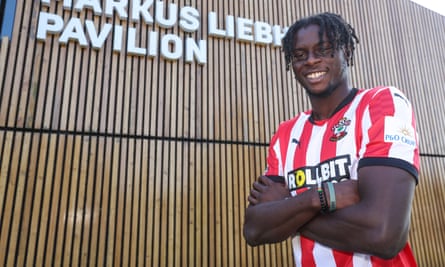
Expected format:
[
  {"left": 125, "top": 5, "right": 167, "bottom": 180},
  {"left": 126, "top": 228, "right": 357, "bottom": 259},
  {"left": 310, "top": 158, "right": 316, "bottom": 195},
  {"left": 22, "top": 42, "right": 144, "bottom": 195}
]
[
  {"left": 290, "top": 48, "right": 306, "bottom": 54},
  {"left": 318, "top": 41, "right": 333, "bottom": 46}
]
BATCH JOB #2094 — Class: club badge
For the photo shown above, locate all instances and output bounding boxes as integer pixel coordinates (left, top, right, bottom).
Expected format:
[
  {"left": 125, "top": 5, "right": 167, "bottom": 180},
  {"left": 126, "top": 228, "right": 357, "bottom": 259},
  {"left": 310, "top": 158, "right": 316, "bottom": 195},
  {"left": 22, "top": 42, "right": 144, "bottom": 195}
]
[{"left": 330, "top": 117, "right": 351, "bottom": 141}]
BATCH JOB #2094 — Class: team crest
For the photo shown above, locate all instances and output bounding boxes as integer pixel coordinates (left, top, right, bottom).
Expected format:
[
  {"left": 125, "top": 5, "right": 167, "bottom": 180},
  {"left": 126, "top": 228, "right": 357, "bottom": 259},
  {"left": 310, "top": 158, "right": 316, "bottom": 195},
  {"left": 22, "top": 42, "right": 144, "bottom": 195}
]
[{"left": 330, "top": 117, "right": 351, "bottom": 141}]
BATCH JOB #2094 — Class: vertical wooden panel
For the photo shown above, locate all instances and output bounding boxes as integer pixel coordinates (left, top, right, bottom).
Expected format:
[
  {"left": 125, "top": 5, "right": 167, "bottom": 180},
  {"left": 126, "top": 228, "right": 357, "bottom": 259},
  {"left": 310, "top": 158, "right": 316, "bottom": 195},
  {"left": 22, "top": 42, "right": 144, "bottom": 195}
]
[
  {"left": 0, "top": 37, "right": 9, "bottom": 103},
  {"left": 0, "top": 0, "right": 444, "bottom": 266}
]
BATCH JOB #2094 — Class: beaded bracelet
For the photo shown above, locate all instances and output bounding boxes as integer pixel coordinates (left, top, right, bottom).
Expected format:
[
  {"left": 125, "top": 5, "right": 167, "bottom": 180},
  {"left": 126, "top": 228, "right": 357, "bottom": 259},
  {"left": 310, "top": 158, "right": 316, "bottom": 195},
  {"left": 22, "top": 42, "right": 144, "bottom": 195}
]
[
  {"left": 317, "top": 176, "right": 329, "bottom": 213},
  {"left": 317, "top": 188, "right": 329, "bottom": 214}
]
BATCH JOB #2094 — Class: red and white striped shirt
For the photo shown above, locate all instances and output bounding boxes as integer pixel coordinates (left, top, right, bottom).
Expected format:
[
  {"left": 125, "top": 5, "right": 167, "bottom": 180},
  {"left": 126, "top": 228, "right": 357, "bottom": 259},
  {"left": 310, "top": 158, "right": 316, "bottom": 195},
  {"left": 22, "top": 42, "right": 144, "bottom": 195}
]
[{"left": 265, "top": 86, "right": 419, "bottom": 267}]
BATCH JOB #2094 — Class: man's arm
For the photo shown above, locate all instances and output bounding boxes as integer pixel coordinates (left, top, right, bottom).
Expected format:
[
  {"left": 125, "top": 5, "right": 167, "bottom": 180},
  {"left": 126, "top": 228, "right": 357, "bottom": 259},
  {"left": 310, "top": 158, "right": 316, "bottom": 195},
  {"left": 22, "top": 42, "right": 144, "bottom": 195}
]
[
  {"left": 243, "top": 176, "right": 359, "bottom": 246},
  {"left": 300, "top": 165, "right": 416, "bottom": 259},
  {"left": 243, "top": 181, "right": 318, "bottom": 246}
]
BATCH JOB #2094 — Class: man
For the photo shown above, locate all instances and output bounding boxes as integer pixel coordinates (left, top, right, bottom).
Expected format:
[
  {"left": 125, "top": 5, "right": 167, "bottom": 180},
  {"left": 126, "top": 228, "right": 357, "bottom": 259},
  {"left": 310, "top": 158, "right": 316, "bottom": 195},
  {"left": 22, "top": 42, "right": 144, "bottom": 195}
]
[{"left": 243, "top": 12, "right": 419, "bottom": 266}]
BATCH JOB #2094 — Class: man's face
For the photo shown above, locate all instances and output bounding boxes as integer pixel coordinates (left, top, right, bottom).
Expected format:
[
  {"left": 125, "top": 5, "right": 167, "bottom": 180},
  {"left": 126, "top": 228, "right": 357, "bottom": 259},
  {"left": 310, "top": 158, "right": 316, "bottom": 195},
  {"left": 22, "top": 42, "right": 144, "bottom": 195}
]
[{"left": 291, "top": 24, "right": 349, "bottom": 97}]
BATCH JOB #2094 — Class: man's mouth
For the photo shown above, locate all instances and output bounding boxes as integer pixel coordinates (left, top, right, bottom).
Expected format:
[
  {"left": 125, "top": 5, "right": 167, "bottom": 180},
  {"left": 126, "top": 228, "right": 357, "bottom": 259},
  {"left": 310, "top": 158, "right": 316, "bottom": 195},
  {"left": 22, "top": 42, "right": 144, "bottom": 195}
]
[{"left": 306, "top": 71, "right": 327, "bottom": 80}]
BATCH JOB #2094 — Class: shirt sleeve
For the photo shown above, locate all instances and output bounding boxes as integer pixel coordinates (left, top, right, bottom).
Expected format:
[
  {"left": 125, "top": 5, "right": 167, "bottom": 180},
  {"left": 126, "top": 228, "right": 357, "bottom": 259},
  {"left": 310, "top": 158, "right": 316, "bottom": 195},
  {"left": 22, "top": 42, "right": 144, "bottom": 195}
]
[
  {"left": 264, "top": 130, "right": 281, "bottom": 176},
  {"left": 358, "top": 86, "right": 420, "bottom": 183}
]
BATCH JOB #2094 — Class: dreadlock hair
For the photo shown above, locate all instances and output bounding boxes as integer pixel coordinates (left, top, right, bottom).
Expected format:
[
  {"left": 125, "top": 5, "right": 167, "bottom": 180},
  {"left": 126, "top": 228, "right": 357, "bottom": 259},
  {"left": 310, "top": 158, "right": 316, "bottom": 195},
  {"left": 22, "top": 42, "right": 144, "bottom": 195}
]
[{"left": 283, "top": 12, "right": 359, "bottom": 70}]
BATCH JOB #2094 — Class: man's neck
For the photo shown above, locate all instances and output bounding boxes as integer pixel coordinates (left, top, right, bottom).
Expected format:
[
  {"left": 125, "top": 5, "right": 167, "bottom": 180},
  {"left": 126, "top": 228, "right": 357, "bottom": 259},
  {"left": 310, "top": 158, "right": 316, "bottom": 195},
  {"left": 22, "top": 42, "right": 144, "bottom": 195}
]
[{"left": 309, "top": 86, "right": 353, "bottom": 121}]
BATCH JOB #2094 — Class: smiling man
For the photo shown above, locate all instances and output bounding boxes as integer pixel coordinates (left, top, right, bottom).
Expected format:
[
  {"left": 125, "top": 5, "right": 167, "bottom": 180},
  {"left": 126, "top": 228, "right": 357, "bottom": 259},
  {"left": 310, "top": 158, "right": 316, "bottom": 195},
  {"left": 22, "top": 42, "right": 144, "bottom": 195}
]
[{"left": 243, "top": 12, "right": 420, "bottom": 267}]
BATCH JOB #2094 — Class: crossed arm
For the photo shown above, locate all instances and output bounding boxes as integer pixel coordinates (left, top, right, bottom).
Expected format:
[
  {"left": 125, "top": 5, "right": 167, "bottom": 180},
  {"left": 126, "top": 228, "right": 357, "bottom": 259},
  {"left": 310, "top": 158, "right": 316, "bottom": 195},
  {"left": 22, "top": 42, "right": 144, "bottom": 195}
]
[{"left": 243, "top": 165, "right": 416, "bottom": 259}]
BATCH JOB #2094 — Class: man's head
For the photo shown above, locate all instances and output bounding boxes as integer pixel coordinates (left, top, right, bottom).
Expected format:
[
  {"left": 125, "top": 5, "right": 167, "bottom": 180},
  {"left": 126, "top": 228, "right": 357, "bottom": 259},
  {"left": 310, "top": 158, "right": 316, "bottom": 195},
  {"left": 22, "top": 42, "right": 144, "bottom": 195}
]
[
  {"left": 283, "top": 12, "right": 359, "bottom": 71},
  {"left": 282, "top": 13, "right": 359, "bottom": 98}
]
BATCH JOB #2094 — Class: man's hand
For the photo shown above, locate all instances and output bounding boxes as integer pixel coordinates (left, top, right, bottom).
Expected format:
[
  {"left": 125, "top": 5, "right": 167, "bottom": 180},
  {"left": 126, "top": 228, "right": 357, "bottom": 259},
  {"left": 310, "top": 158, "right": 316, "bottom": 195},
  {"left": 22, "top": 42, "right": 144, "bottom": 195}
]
[{"left": 248, "top": 176, "right": 290, "bottom": 205}]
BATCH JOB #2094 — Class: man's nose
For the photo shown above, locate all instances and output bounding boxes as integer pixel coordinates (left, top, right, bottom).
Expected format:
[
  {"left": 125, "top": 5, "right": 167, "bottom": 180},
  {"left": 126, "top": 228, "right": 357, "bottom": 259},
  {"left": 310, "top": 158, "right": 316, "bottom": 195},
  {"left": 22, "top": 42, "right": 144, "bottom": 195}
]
[{"left": 305, "top": 51, "right": 322, "bottom": 64}]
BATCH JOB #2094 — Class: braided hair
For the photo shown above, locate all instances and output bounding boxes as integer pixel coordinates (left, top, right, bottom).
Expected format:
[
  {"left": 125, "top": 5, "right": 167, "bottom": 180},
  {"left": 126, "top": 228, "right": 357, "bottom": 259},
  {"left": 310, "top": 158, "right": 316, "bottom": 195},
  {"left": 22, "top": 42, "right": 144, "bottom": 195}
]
[{"left": 283, "top": 12, "right": 359, "bottom": 70}]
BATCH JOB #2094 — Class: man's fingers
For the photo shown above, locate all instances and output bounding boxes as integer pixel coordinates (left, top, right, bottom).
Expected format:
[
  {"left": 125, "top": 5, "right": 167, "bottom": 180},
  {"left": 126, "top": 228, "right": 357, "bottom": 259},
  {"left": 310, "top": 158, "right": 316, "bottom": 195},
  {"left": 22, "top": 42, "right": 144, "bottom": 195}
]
[
  {"left": 250, "top": 188, "right": 260, "bottom": 198},
  {"left": 252, "top": 180, "right": 266, "bottom": 191},
  {"left": 247, "top": 195, "right": 258, "bottom": 205},
  {"left": 258, "top": 175, "right": 273, "bottom": 186}
]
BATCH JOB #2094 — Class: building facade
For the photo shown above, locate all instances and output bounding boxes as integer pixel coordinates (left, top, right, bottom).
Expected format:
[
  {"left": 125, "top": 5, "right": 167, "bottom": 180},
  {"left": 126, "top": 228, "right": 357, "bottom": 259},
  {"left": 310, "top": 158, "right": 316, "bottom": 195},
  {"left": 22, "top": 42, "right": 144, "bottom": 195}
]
[{"left": 0, "top": 0, "right": 444, "bottom": 266}]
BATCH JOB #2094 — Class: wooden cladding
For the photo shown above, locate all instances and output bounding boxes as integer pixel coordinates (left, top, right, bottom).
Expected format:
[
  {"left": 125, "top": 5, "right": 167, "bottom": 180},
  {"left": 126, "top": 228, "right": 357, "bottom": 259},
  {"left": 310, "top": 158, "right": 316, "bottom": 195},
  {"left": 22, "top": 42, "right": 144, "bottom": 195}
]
[
  {"left": 1, "top": 0, "right": 445, "bottom": 266},
  {"left": 0, "top": 132, "right": 295, "bottom": 266}
]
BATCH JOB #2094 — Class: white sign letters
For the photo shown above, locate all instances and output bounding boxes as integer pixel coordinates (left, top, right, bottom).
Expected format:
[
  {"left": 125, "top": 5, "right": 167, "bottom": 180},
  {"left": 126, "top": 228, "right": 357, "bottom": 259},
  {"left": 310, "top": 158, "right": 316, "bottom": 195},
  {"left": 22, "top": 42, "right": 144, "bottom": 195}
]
[{"left": 37, "top": 0, "right": 287, "bottom": 64}]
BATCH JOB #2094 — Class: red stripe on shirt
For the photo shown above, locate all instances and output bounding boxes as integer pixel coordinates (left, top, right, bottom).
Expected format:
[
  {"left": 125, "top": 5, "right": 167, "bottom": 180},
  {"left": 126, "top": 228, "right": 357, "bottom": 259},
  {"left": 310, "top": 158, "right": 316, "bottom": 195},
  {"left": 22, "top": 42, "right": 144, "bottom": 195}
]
[
  {"left": 294, "top": 119, "right": 313, "bottom": 168},
  {"left": 364, "top": 88, "right": 395, "bottom": 158},
  {"left": 300, "top": 236, "right": 316, "bottom": 267}
]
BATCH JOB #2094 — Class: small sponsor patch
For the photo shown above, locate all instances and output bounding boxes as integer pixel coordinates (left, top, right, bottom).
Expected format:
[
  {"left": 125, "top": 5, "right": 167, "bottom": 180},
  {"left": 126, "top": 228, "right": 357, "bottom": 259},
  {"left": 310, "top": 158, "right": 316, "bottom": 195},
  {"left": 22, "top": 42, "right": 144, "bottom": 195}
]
[{"left": 384, "top": 116, "right": 416, "bottom": 147}]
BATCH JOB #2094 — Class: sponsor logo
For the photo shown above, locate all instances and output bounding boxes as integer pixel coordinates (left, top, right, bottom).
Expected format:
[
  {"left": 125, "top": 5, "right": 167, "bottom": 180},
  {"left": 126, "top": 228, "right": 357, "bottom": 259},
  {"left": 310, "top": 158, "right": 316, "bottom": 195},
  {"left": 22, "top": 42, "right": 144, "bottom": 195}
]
[
  {"left": 286, "top": 155, "right": 351, "bottom": 191},
  {"left": 330, "top": 117, "right": 351, "bottom": 142},
  {"left": 384, "top": 117, "right": 416, "bottom": 147}
]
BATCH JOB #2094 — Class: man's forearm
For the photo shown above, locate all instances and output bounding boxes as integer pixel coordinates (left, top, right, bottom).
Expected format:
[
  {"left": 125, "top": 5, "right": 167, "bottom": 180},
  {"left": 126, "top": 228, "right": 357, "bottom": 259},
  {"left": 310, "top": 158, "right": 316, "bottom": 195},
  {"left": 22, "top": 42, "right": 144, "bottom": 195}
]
[
  {"left": 299, "top": 202, "right": 410, "bottom": 259},
  {"left": 244, "top": 190, "right": 319, "bottom": 246}
]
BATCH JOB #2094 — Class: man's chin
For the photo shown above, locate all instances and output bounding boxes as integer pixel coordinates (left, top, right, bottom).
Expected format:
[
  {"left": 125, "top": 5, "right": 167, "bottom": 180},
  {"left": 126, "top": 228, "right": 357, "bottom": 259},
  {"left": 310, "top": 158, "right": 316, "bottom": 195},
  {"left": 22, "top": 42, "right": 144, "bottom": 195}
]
[{"left": 305, "top": 85, "right": 336, "bottom": 98}]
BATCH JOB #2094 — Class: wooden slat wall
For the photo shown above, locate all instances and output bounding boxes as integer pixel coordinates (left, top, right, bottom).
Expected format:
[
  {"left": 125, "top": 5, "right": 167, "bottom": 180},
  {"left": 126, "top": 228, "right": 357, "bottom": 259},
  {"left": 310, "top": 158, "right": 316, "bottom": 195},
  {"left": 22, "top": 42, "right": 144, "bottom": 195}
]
[{"left": 0, "top": 0, "right": 444, "bottom": 266}]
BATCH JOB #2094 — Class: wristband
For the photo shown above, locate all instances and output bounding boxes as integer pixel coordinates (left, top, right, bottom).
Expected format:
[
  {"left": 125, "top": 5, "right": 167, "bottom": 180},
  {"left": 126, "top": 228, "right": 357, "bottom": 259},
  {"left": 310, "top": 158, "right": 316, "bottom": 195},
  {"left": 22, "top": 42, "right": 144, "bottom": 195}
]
[{"left": 327, "top": 182, "right": 336, "bottom": 212}]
